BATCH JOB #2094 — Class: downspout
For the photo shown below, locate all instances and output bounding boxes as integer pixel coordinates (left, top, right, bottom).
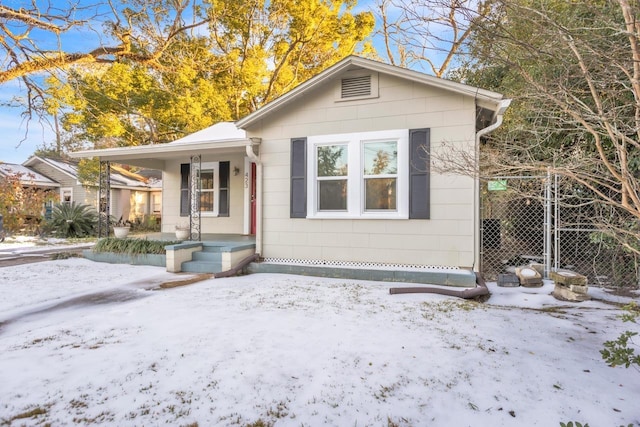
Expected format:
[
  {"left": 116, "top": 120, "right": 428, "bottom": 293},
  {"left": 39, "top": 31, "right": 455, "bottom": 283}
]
[
  {"left": 214, "top": 253, "right": 260, "bottom": 278},
  {"left": 473, "top": 99, "right": 512, "bottom": 274},
  {"left": 246, "top": 141, "right": 262, "bottom": 256},
  {"left": 390, "top": 272, "right": 489, "bottom": 299}
]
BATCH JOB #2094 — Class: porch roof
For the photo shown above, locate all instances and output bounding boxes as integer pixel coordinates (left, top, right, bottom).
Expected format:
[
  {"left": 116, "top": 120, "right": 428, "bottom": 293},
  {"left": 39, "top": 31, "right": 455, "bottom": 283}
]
[{"left": 68, "top": 122, "right": 258, "bottom": 169}]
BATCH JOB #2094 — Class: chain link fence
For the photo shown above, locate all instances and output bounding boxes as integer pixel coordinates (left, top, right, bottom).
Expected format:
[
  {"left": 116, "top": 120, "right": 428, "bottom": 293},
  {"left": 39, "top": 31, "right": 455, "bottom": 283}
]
[
  {"left": 480, "top": 174, "right": 640, "bottom": 288},
  {"left": 480, "top": 176, "right": 546, "bottom": 280},
  {"left": 553, "top": 175, "right": 640, "bottom": 288}
]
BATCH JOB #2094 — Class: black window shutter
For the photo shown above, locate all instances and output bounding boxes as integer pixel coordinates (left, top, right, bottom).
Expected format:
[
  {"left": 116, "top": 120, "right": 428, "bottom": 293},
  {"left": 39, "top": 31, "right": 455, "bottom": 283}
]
[
  {"left": 180, "top": 163, "right": 190, "bottom": 217},
  {"left": 409, "top": 128, "right": 430, "bottom": 219},
  {"left": 290, "top": 138, "right": 307, "bottom": 218},
  {"left": 219, "top": 161, "right": 230, "bottom": 217}
]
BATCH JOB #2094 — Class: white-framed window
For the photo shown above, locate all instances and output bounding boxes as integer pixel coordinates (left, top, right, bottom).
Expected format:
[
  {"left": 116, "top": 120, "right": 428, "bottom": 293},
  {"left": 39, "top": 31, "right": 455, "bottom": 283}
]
[
  {"left": 363, "top": 140, "right": 398, "bottom": 211},
  {"left": 307, "top": 129, "right": 408, "bottom": 219},
  {"left": 316, "top": 143, "right": 349, "bottom": 211},
  {"left": 60, "top": 187, "right": 73, "bottom": 206},
  {"left": 199, "top": 162, "right": 219, "bottom": 216},
  {"left": 152, "top": 193, "right": 161, "bottom": 214}
]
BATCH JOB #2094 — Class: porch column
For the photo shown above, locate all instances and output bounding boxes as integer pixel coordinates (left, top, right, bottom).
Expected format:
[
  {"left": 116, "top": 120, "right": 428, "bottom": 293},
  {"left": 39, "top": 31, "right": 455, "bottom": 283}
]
[
  {"left": 189, "top": 154, "right": 202, "bottom": 241},
  {"left": 98, "top": 160, "right": 111, "bottom": 238}
]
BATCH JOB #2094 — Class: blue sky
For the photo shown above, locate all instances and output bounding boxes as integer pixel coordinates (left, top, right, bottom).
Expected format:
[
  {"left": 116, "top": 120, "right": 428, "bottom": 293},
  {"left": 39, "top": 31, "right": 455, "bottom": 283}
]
[
  {"left": 1, "top": 81, "right": 56, "bottom": 164},
  {"left": 0, "top": 0, "right": 108, "bottom": 164}
]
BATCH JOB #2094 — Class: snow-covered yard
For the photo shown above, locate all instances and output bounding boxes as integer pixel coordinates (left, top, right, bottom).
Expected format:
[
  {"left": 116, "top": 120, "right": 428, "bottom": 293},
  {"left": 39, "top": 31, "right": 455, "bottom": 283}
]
[{"left": 0, "top": 257, "right": 638, "bottom": 426}]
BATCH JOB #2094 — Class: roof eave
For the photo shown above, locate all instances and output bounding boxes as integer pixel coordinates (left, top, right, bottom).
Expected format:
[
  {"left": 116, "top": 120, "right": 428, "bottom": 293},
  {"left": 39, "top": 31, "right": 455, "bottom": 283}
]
[
  {"left": 23, "top": 182, "right": 60, "bottom": 188},
  {"left": 69, "top": 138, "right": 258, "bottom": 161},
  {"left": 23, "top": 156, "right": 77, "bottom": 180}
]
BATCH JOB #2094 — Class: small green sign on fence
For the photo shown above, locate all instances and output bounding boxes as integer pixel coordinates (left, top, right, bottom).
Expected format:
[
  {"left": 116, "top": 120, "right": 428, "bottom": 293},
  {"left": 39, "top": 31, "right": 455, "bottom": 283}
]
[{"left": 488, "top": 180, "right": 507, "bottom": 191}]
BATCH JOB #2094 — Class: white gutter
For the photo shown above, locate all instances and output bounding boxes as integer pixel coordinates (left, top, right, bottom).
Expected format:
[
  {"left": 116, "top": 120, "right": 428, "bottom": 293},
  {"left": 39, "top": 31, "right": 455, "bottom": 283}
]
[
  {"left": 245, "top": 141, "right": 263, "bottom": 256},
  {"left": 474, "top": 99, "right": 512, "bottom": 272}
]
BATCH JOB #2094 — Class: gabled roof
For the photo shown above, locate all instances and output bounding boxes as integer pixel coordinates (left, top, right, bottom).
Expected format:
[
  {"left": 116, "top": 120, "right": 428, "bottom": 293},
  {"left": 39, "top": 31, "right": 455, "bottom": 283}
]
[
  {"left": 23, "top": 156, "right": 157, "bottom": 190},
  {"left": 236, "top": 55, "right": 506, "bottom": 129},
  {"left": 23, "top": 156, "right": 77, "bottom": 180},
  {"left": 0, "top": 162, "right": 59, "bottom": 187}
]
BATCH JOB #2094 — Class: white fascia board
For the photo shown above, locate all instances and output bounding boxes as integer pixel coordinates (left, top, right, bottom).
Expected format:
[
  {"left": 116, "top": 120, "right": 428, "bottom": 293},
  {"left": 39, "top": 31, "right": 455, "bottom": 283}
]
[
  {"left": 110, "top": 184, "right": 152, "bottom": 191},
  {"left": 69, "top": 139, "right": 256, "bottom": 160},
  {"left": 23, "top": 156, "right": 77, "bottom": 180}
]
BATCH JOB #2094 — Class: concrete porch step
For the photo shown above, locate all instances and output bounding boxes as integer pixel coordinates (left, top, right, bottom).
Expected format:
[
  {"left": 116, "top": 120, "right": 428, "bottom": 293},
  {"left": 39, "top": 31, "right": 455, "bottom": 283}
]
[
  {"left": 200, "top": 242, "right": 256, "bottom": 253},
  {"left": 176, "top": 241, "right": 257, "bottom": 274},
  {"left": 192, "top": 251, "right": 222, "bottom": 262},
  {"left": 181, "top": 260, "right": 223, "bottom": 274}
]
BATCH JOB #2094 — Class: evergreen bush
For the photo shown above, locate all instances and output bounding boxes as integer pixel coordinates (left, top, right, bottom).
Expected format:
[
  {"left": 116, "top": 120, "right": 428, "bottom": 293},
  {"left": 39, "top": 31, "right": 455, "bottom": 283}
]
[{"left": 49, "top": 202, "right": 97, "bottom": 238}]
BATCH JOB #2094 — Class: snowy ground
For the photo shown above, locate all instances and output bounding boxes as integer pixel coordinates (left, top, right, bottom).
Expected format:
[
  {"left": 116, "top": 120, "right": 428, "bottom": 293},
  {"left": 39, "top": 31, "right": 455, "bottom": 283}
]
[
  {"left": 0, "top": 257, "right": 639, "bottom": 426},
  {"left": 0, "top": 235, "right": 94, "bottom": 257}
]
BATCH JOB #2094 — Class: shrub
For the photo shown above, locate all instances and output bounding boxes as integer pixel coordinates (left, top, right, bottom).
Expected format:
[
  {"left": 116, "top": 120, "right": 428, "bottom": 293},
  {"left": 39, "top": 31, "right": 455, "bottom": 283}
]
[
  {"left": 0, "top": 173, "right": 57, "bottom": 234},
  {"left": 93, "top": 237, "right": 179, "bottom": 255},
  {"left": 48, "top": 202, "right": 98, "bottom": 238},
  {"left": 601, "top": 302, "right": 640, "bottom": 370}
]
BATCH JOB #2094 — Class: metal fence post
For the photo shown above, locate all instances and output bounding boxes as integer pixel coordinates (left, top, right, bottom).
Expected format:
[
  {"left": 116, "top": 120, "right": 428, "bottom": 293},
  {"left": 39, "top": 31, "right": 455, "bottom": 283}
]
[
  {"left": 554, "top": 173, "right": 559, "bottom": 273},
  {"left": 544, "top": 167, "right": 552, "bottom": 278}
]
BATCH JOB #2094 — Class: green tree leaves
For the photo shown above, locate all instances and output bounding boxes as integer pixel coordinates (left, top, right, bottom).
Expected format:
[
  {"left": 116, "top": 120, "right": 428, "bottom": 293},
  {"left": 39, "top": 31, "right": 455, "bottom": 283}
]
[{"left": 44, "top": 0, "right": 374, "bottom": 151}]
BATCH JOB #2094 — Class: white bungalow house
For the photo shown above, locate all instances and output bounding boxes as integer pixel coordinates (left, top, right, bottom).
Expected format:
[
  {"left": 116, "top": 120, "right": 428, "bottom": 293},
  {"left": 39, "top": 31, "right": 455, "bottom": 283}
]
[{"left": 71, "top": 56, "right": 509, "bottom": 282}]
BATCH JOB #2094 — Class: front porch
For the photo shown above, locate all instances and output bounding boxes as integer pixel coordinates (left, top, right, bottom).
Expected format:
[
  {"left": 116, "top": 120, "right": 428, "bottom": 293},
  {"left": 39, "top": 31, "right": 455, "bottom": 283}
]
[
  {"left": 84, "top": 233, "right": 256, "bottom": 275},
  {"left": 158, "top": 234, "right": 256, "bottom": 274}
]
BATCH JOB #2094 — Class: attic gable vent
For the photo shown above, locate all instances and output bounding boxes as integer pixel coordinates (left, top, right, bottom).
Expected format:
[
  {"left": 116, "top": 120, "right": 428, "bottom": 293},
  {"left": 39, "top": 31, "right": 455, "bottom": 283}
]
[{"left": 341, "top": 75, "right": 371, "bottom": 98}]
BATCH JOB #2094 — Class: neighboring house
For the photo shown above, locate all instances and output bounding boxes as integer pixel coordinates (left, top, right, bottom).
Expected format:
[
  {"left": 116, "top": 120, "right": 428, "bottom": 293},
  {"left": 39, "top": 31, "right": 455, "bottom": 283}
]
[
  {"left": 0, "top": 162, "right": 59, "bottom": 224},
  {"left": 0, "top": 162, "right": 60, "bottom": 190},
  {"left": 71, "top": 56, "right": 510, "bottom": 272},
  {"left": 22, "top": 156, "right": 162, "bottom": 224}
]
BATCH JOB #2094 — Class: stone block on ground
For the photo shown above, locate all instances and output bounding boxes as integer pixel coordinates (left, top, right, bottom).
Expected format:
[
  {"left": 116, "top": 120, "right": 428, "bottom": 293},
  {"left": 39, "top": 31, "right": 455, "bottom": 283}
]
[
  {"left": 553, "top": 283, "right": 590, "bottom": 302},
  {"left": 549, "top": 269, "right": 588, "bottom": 286},
  {"left": 569, "top": 284, "right": 589, "bottom": 294},
  {"left": 498, "top": 273, "right": 520, "bottom": 287},
  {"left": 515, "top": 265, "right": 543, "bottom": 287},
  {"left": 529, "top": 263, "right": 544, "bottom": 276}
]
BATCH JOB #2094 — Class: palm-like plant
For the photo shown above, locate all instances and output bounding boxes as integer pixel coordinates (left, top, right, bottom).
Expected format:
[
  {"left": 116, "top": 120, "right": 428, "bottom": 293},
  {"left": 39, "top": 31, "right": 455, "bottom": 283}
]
[{"left": 49, "top": 202, "right": 98, "bottom": 238}]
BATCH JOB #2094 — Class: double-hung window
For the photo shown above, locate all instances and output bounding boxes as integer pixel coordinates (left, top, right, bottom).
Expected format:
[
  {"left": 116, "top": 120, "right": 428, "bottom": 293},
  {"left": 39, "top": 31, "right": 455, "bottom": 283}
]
[
  {"left": 61, "top": 188, "right": 73, "bottom": 206},
  {"left": 363, "top": 141, "right": 397, "bottom": 211},
  {"left": 180, "top": 161, "right": 230, "bottom": 217},
  {"left": 316, "top": 144, "right": 348, "bottom": 211},
  {"left": 307, "top": 129, "right": 408, "bottom": 219},
  {"left": 199, "top": 167, "right": 216, "bottom": 214}
]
